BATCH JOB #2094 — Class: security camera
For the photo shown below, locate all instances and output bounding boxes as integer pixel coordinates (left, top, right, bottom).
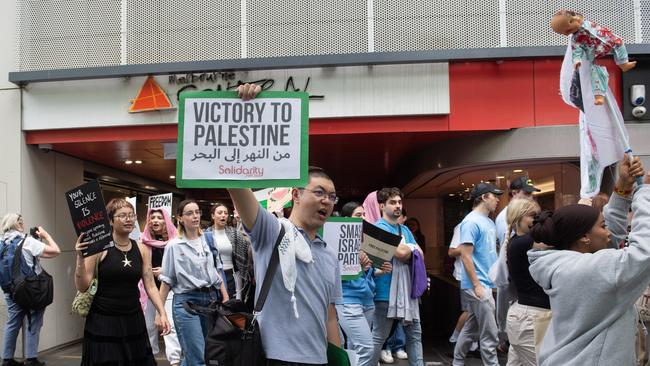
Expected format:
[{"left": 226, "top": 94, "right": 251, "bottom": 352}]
[
  {"left": 37, "top": 144, "right": 52, "bottom": 153},
  {"left": 632, "top": 106, "right": 647, "bottom": 118},
  {"left": 631, "top": 85, "right": 645, "bottom": 106}
]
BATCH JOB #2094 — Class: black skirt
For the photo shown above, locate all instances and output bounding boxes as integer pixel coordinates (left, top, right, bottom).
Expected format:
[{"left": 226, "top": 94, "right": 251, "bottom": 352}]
[{"left": 81, "top": 309, "right": 156, "bottom": 366}]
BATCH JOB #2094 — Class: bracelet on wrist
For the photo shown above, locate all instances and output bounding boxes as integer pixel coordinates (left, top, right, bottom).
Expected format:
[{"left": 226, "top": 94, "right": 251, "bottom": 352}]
[{"left": 615, "top": 186, "right": 632, "bottom": 196}]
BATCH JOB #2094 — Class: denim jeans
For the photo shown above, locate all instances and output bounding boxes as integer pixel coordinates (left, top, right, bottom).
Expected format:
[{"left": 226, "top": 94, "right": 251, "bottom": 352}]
[
  {"left": 386, "top": 321, "right": 406, "bottom": 351},
  {"left": 336, "top": 303, "right": 374, "bottom": 366},
  {"left": 2, "top": 293, "right": 45, "bottom": 359},
  {"left": 370, "top": 301, "right": 423, "bottom": 366},
  {"left": 173, "top": 289, "right": 218, "bottom": 366}
]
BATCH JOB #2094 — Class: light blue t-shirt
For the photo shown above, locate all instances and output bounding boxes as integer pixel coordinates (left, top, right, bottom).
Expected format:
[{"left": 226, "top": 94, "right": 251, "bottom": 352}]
[
  {"left": 373, "top": 218, "right": 417, "bottom": 302},
  {"left": 247, "top": 206, "right": 342, "bottom": 364},
  {"left": 459, "top": 210, "right": 498, "bottom": 290}
]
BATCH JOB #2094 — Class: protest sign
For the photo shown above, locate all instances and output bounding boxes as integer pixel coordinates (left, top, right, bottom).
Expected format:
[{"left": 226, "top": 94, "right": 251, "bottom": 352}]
[
  {"left": 361, "top": 220, "right": 401, "bottom": 269},
  {"left": 65, "top": 180, "right": 114, "bottom": 257},
  {"left": 148, "top": 193, "right": 173, "bottom": 216},
  {"left": 177, "top": 91, "right": 309, "bottom": 188},
  {"left": 322, "top": 217, "right": 363, "bottom": 280}
]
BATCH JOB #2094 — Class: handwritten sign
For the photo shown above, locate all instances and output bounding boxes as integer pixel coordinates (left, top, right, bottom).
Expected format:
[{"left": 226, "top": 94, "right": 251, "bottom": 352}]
[
  {"left": 148, "top": 193, "right": 173, "bottom": 216},
  {"left": 177, "top": 91, "right": 309, "bottom": 188},
  {"left": 65, "top": 180, "right": 114, "bottom": 257},
  {"left": 361, "top": 220, "right": 401, "bottom": 269},
  {"left": 322, "top": 217, "right": 363, "bottom": 280}
]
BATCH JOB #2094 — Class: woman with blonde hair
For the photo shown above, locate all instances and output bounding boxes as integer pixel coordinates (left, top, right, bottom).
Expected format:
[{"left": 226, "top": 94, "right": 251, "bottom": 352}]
[
  {"left": 158, "top": 199, "right": 228, "bottom": 366},
  {"left": 503, "top": 198, "right": 546, "bottom": 366}
]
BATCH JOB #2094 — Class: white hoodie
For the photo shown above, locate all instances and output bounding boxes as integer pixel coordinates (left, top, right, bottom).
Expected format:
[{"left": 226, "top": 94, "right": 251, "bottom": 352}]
[{"left": 528, "top": 185, "right": 650, "bottom": 366}]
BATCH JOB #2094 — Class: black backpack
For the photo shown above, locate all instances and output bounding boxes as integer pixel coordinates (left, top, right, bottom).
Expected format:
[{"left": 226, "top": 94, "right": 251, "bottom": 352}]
[{"left": 10, "top": 239, "right": 54, "bottom": 326}]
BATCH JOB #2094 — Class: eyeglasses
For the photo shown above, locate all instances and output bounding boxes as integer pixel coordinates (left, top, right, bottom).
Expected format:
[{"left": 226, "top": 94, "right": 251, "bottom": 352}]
[
  {"left": 182, "top": 209, "right": 202, "bottom": 217},
  {"left": 300, "top": 188, "right": 339, "bottom": 204},
  {"left": 114, "top": 213, "right": 137, "bottom": 221}
]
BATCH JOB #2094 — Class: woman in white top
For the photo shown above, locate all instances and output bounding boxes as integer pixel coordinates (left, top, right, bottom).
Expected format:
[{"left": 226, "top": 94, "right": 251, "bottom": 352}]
[
  {"left": 205, "top": 202, "right": 250, "bottom": 301},
  {"left": 1, "top": 213, "right": 61, "bottom": 366}
]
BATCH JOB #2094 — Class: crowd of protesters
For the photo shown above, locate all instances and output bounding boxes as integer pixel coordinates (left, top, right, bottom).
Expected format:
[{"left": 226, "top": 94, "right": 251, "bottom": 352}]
[{"left": 2, "top": 84, "right": 650, "bottom": 366}]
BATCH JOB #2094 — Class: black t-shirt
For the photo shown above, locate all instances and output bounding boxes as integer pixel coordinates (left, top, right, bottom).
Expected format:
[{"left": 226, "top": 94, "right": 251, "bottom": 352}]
[{"left": 507, "top": 234, "right": 550, "bottom": 309}]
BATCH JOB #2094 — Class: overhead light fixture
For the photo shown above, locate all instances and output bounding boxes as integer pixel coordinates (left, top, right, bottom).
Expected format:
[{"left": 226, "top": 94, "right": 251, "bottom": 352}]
[
  {"left": 513, "top": 169, "right": 523, "bottom": 173},
  {"left": 496, "top": 175, "right": 505, "bottom": 179},
  {"left": 169, "top": 175, "right": 175, "bottom": 179},
  {"left": 449, "top": 193, "right": 455, "bottom": 197},
  {"left": 135, "top": 160, "right": 143, "bottom": 164},
  {"left": 125, "top": 160, "right": 133, "bottom": 164},
  {"left": 144, "top": 185, "right": 156, "bottom": 190}
]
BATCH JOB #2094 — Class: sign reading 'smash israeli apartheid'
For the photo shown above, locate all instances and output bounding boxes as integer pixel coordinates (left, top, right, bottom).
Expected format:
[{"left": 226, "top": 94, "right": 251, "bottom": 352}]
[
  {"left": 177, "top": 91, "right": 309, "bottom": 188},
  {"left": 321, "top": 217, "right": 364, "bottom": 280}
]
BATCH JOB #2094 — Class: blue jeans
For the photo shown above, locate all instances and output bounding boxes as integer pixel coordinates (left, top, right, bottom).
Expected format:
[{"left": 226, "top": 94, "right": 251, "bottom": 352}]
[
  {"left": 370, "top": 301, "right": 423, "bottom": 366},
  {"left": 173, "top": 290, "right": 219, "bottom": 366},
  {"left": 386, "top": 321, "right": 406, "bottom": 352},
  {"left": 336, "top": 304, "right": 374, "bottom": 366},
  {"left": 2, "top": 294, "right": 45, "bottom": 359}
]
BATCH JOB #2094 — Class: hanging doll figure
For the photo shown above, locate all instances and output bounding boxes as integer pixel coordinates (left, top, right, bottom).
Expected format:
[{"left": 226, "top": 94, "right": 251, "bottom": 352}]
[{"left": 551, "top": 9, "right": 637, "bottom": 105}]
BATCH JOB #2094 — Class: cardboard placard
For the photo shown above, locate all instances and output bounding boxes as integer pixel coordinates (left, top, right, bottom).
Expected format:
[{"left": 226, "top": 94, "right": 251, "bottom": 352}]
[
  {"left": 65, "top": 180, "right": 114, "bottom": 257},
  {"left": 361, "top": 220, "right": 401, "bottom": 268},
  {"left": 176, "top": 91, "right": 309, "bottom": 188},
  {"left": 322, "top": 217, "right": 363, "bottom": 280},
  {"left": 148, "top": 193, "right": 173, "bottom": 216}
]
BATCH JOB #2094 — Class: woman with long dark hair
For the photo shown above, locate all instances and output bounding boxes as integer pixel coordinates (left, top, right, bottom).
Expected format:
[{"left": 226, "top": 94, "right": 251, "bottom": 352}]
[{"left": 75, "top": 198, "right": 170, "bottom": 366}]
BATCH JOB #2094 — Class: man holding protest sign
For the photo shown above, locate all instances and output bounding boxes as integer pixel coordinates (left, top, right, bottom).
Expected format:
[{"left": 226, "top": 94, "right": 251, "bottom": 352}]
[
  {"left": 228, "top": 166, "right": 342, "bottom": 365},
  {"left": 369, "top": 187, "right": 424, "bottom": 366}
]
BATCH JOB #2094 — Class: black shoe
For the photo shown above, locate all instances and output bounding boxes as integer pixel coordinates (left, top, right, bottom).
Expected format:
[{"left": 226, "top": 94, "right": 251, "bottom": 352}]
[
  {"left": 24, "top": 359, "right": 45, "bottom": 366},
  {"left": 2, "top": 359, "right": 25, "bottom": 366}
]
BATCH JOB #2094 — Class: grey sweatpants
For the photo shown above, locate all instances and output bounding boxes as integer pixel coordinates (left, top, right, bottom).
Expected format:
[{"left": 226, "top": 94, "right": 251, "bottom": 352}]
[{"left": 453, "top": 289, "right": 499, "bottom": 366}]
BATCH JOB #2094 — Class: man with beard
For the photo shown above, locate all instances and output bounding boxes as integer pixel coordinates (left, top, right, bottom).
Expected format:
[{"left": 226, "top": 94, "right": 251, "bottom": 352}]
[
  {"left": 228, "top": 164, "right": 342, "bottom": 366},
  {"left": 453, "top": 183, "right": 503, "bottom": 366},
  {"left": 369, "top": 187, "right": 425, "bottom": 366}
]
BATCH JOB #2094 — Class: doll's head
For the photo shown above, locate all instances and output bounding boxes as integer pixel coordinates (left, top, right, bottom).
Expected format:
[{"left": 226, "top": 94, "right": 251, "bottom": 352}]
[{"left": 551, "top": 10, "right": 584, "bottom": 35}]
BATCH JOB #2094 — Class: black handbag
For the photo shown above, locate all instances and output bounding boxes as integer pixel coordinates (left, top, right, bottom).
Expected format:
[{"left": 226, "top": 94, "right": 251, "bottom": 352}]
[{"left": 185, "top": 225, "right": 285, "bottom": 366}]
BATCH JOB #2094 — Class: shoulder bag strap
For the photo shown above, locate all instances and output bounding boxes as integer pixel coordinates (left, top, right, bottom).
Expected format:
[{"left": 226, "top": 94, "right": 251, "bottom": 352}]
[
  {"left": 11, "top": 237, "right": 27, "bottom": 279},
  {"left": 254, "top": 224, "right": 286, "bottom": 313}
]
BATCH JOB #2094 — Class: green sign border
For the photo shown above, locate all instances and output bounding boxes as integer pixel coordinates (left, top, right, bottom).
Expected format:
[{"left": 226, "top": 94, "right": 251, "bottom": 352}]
[
  {"left": 176, "top": 91, "right": 309, "bottom": 188},
  {"left": 321, "top": 217, "right": 364, "bottom": 280}
]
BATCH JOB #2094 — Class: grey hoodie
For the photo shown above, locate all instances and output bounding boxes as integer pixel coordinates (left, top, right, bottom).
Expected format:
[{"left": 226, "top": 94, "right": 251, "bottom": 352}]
[{"left": 528, "top": 185, "right": 650, "bottom": 366}]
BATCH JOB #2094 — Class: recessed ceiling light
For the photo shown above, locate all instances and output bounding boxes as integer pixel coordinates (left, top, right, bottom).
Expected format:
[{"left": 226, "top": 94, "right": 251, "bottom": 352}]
[
  {"left": 496, "top": 175, "right": 505, "bottom": 179},
  {"left": 135, "top": 160, "right": 143, "bottom": 164},
  {"left": 449, "top": 193, "right": 455, "bottom": 197},
  {"left": 169, "top": 175, "right": 175, "bottom": 179},
  {"left": 125, "top": 160, "right": 133, "bottom": 164},
  {"left": 144, "top": 185, "right": 156, "bottom": 190},
  {"left": 513, "top": 169, "right": 523, "bottom": 173}
]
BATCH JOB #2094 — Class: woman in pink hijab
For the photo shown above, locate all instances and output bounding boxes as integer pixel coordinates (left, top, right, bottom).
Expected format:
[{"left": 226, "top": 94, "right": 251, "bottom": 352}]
[
  {"left": 141, "top": 208, "right": 181, "bottom": 366},
  {"left": 363, "top": 190, "right": 382, "bottom": 224}
]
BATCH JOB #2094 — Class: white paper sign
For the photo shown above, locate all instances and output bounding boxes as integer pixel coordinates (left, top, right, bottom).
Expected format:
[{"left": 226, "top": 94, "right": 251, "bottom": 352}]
[
  {"left": 148, "top": 193, "right": 173, "bottom": 216},
  {"left": 322, "top": 218, "right": 363, "bottom": 280}
]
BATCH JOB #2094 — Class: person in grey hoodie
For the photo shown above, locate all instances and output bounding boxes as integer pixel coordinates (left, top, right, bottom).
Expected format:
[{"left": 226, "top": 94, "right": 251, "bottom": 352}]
[{"left": 528, "top": 157, "right": 649, "bottom": 366}]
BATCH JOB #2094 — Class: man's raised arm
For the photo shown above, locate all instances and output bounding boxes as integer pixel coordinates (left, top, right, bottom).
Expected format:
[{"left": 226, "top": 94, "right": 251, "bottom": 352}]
[{"left": 228, "top": 189, "right": 260, "bottom": 231}]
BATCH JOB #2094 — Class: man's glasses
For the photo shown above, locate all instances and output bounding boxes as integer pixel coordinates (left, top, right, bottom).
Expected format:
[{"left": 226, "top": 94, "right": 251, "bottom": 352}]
[
  {"left": 300, "top": 188, "right": 339, "bottom": 204},
  {"left": 182, "top": 209, "right": 202, "bottom": 217},
  {"left": 114, "top": 213, "right": 137, "bottom": 221}
]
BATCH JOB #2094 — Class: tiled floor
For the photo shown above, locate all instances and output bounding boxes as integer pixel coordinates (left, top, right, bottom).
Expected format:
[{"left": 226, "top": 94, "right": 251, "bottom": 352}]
[{"left": 34, "top": 339, "right": 507, "bottom": 366}]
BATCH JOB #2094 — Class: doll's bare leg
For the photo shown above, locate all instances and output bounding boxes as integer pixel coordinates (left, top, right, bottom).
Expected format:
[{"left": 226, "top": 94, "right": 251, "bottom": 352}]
[{"left": 619, "top": 61, "right": 637, "bottom": 72}]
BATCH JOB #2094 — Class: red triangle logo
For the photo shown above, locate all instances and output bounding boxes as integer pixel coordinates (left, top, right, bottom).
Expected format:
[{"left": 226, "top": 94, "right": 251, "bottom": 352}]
[{"left": 129, "top": 76, "right": 175, "bottom": 113}]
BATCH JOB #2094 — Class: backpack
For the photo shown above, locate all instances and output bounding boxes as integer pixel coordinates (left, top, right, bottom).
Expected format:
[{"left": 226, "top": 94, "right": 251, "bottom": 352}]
[{"left": 0, "top": 236, "right": 34, "bottom": 293}]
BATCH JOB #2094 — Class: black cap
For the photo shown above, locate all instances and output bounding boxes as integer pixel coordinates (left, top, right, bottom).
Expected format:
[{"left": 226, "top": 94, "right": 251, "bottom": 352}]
[
  {"left": 470, "top": 183, "right": 504, "bottom": 200},
  {"left": 509, "top": 176, "right": 541, "bottom": 193}
]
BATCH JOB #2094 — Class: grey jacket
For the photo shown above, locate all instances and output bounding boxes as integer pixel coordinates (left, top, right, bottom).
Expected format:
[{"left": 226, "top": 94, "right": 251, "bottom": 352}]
[{"left": 528, "top": 185, "right": 650, "bottom": 366}]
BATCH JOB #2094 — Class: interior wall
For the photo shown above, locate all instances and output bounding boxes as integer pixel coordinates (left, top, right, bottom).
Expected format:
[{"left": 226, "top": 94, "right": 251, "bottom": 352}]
[
  {"left": 403, "top": 198, "right": 445, "bottom": 273},
  {"left": 20, "top": 145, "right": 85, "bottom": 351}
]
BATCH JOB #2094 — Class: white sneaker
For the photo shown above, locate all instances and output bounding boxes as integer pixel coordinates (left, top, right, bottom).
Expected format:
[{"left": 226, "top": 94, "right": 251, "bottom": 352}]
[
  {"left": 380, "top": 349, "right": 394, "bottom": 363},
  {"left": 394, "top": 349, "right": 408, "bottom": 360}
]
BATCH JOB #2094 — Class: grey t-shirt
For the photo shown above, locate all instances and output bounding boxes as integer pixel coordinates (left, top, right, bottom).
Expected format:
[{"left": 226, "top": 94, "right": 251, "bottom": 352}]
[{"left": 248, "top": 207, "right": 341, "bottom": 364}]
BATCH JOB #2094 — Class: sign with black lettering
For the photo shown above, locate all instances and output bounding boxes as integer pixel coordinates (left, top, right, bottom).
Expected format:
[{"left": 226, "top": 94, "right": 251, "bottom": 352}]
[
  {"left": 322, "top": 217, "right": 363, "bottom": 280},
  {"left": 148, "top": 193, "right": 173, "bottom": 216},
  {"left": 65, "top": 180, "right": 114, "bottom": 257},
  {"left": 361, "top": 220, "right": 401, "bottom": 269},
  {"left": 177, "top": 91, "right": 308, "bottom": 188}
]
